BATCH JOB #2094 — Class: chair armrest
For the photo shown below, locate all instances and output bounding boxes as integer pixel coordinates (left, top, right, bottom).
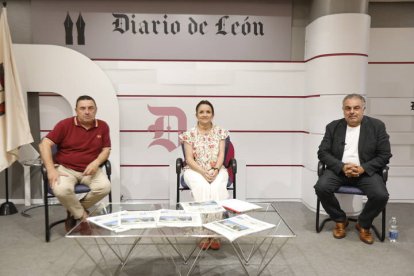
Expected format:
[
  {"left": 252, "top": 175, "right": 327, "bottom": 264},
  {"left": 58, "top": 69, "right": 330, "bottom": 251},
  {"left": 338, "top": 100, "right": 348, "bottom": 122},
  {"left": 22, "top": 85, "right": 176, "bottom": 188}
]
[
  {"left": 176, "top": 158, "right": 183, "bottom": 174},
  {"left": 229, "top": 158, "right": 237, "bottom": 174},
  {"left": 382, "top": 166, "right": 389, "bottom": 183},
  {"left": 103, "top": 160, "right": 112, "bottom": 178},
  {"left": 41, "top": 164, "right": 48, "bottom": 185},
  {"left": 317, "top": 161, "right": 325, "bottom": 177}
]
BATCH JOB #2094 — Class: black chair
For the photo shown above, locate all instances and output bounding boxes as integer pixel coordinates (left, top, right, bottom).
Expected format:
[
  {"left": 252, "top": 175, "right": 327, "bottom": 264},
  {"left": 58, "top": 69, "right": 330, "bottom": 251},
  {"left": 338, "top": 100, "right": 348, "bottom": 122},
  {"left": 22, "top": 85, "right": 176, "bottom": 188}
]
[
  {"left": 316, "top": 161, "right": 388, "bottom": 241},
  {"left": 41, "top": 160, "right": 111, "bottom": 242},
  {"left": 176, "top": 136, "right": 237, "bottom": 203}
]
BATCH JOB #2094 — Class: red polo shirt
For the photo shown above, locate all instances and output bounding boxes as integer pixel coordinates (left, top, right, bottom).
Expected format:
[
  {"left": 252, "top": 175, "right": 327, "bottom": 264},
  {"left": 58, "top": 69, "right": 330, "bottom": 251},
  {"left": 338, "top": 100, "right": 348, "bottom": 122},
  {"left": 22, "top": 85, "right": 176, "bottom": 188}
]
[{"left": 46, "top": 117, "right": 111, "bottom": 172}]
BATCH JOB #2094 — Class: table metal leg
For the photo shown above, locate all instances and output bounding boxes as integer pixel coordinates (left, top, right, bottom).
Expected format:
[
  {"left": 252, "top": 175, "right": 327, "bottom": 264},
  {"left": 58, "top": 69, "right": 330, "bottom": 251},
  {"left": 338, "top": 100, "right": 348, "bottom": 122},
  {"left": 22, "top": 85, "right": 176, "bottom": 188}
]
[
  {"left": 233, "top": 237, "right": 267, "bottom": 264},
  {"left": 230, "top": 237, "right": 290, "bottom": 276},
  {"left": 74, "top": 238, "right": 112, "bottom": 276},
  {"left": 164, "top": 236, "right": 199, "bottom": 264},
  {"left": 185, "top": 238, "right": 214, "bottom": 276},
  {"left": 256, "top": 238, "right": 288, "bottom": 276}
]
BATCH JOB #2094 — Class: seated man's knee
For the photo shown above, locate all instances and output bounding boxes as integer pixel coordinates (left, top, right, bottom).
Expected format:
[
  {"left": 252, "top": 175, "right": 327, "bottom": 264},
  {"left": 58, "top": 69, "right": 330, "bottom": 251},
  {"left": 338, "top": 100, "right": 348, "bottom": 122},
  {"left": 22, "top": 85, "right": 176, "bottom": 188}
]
[
  {"left": 102, "top": 180, "right": 111, "bottom": 195},
  {"left": 368, "top": 187, "right": 389, "bottom": 205},
  {"left": 52, "top": 185, "right": 74, "bottom": 197},
  {"left": 92, "top": 179, "right": 111, "bottom": 195},
  {"left": 377, "top": 190, "right": 389, "bottom": 205},
  {"left": 314, "top": 177, "right": 330, "bottom": 196}
]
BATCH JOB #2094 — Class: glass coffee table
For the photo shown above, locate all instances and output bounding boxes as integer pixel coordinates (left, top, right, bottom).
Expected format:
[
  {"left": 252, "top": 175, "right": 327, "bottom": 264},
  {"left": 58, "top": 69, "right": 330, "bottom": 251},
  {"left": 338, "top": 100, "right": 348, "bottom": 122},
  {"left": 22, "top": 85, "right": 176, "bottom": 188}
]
[{"left": 66, "top": 202, "right": 295, "bottom": 276}]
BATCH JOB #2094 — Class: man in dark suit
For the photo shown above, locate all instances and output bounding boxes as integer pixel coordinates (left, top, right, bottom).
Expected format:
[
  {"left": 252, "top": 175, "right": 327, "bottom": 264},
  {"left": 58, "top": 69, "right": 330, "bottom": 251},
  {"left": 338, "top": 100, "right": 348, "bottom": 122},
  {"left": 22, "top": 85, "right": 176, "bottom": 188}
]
[{"left": 314, "top": 94, "right": 391, "bottom": 244}]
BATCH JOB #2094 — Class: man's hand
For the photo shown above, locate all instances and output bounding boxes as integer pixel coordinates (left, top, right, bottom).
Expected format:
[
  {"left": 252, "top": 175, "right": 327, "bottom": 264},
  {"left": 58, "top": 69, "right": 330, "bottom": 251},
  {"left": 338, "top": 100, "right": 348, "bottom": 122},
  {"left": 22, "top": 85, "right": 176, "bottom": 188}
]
[
  {"left": 83, "top": 160, "right": 100, "bottom": 176},
  {"left": 350, "top": 165, "right": 365, "bottom": 177},
  {"left": 342, "top": 163, "right": 353, "bottom": 177},
  {"left": 48, "top": 168, "right": 68, "bottom": 188},
  {"left": 342, "top": 163, "right": 364, "bottom": 178}
]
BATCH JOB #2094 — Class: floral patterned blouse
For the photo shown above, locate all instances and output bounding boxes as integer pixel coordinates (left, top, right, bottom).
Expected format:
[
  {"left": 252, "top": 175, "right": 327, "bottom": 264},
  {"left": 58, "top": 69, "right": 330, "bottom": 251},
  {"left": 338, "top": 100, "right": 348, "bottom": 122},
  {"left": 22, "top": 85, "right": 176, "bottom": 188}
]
[{"left": 179, "top": 125, "right": 229, "bottom": 171}]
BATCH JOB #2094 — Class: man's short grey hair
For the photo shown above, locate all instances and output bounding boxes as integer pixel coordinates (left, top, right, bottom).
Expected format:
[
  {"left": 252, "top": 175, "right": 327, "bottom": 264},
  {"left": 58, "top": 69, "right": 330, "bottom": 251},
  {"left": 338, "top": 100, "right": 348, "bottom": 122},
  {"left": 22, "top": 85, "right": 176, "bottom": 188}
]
[{"left": 342, "top": 94, "right": 366, "bottom": 107}]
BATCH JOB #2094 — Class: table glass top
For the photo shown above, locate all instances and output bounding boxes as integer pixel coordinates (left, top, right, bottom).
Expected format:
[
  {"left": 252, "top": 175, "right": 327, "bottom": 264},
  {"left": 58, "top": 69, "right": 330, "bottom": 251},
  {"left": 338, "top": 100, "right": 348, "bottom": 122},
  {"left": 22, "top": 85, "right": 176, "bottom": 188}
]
[{"left": 66, "top": 202, "right": 296, "bottom": 239}]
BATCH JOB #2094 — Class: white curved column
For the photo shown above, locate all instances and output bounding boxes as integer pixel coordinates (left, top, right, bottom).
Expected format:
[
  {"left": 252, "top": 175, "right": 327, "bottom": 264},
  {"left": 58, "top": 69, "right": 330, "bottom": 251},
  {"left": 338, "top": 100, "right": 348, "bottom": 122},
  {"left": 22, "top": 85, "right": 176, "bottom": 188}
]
[
  {"left": 13, "top": 44, "right": 121, "bottom": 202},
  {"left": 302, "top": 14, "right": 370, "bottom": 212}
]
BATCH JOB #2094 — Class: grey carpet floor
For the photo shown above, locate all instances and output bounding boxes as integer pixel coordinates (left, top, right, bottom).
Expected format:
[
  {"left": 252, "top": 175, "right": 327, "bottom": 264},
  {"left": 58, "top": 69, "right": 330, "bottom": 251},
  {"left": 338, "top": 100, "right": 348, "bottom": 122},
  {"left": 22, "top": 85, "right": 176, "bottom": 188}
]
[{"left": 0, "top": 202, "right": 412, "bottom": 276}]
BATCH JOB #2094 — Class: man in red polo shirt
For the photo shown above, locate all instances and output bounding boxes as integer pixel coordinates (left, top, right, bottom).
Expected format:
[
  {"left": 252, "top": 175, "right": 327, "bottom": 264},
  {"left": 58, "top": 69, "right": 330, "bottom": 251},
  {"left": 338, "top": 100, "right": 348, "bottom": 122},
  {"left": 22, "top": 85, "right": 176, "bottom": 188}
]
[{"left": 39, "top": 95, "right": 111, "bottom": 233}]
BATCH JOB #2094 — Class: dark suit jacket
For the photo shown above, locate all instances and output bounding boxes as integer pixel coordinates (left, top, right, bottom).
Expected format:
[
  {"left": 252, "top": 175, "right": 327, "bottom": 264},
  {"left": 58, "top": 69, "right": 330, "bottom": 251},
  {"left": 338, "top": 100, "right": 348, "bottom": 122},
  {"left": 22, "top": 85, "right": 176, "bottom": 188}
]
[{"left": 318, "top": 116, "right": 392, "bottom": 177}]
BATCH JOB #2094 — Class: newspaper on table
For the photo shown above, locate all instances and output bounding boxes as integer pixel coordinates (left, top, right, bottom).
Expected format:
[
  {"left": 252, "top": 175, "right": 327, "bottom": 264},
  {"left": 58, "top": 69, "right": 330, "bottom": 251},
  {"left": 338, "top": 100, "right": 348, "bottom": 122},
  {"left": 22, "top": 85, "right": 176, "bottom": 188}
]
[
  {"left": 218, "top": 198, "right": 262, "bottom": 213},
  {"left": 120, "top": 211, "right": 158, "bottom": 229},
  {"left": 87, "top": 210, "right": 158, "bottom": 232},
  {"left": 157, "top": 209, "right": 202, "bottom": 228},
  {"left": 203, "top": 214, "right": 275, "bottom": 242},
  {"left": 180, "top": 200, "right": 226, "bottom": 214}
]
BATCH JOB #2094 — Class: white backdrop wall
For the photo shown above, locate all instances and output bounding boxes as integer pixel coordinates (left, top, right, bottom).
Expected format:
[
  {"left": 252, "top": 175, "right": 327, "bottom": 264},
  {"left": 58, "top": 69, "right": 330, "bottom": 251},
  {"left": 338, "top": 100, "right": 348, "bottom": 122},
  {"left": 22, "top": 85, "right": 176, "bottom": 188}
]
[
  {"left": 302, "top": 14, "right": 371, "bottom": 210},
  {"left": 367, "top": 28, "right": 414, "bottom": 202},
  {"left": 14, "top": 14, "right": 414, "bottom": 205},
  {"left": 38, "top": 61, "right": 307, "bottom": 202}
]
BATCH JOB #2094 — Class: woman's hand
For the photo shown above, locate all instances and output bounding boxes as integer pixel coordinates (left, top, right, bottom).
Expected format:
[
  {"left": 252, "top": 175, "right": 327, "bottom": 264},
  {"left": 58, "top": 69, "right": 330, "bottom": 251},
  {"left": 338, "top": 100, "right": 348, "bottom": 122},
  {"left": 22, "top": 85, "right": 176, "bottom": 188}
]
[
  {"left": 203, "top": 170, "right": 213, "bottom": 182},
  {"left": 202, "top": 169, "right": 216, "bottom": 183}
]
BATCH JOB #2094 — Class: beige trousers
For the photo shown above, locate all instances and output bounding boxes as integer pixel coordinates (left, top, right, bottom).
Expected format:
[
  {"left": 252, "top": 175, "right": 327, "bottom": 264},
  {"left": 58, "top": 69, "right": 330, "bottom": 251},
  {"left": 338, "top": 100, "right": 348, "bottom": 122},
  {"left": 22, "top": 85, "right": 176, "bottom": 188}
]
[{"left": 52, "top": 165, "right": 111, "bottom": 219}]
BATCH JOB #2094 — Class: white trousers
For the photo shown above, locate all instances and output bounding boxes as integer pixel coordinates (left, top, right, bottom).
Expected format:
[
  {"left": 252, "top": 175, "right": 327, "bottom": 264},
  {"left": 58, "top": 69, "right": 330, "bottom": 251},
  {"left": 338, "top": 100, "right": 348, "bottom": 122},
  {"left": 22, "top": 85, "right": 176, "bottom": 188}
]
[{"left": 183, "top": 168, "right": 229, "bottom": 202}]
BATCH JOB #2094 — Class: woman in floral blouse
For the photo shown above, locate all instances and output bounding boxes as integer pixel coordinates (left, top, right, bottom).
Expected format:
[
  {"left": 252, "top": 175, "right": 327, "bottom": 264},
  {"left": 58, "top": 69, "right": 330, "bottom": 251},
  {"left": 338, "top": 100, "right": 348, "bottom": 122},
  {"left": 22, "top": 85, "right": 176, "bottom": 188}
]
[
  {"left": 179, "top": 100, "right": 230, "bottom": 202},
  {"left": 179, "top": 100, "right": 229, "bottom": 250}
]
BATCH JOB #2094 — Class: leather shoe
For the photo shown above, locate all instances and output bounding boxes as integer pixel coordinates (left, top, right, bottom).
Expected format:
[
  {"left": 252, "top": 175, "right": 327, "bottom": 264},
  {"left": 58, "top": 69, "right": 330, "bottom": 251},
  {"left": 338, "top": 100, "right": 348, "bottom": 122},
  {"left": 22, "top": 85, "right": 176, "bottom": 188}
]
[
  {"left": 356, "top": 223, "right": 374, "bottom": 244},
  {"left": 65, "top": 211, "right": 77, "bottom": 232},
  {"left": 210, "top": 238, "right": 221, "bottom": 250},
  {"left": 333, "top": 220, "right": 349, "bottom": 239},
  {"left": 198, "top": 238, "right": 210, "bottom": 250},
  {"left": 78, "top": 221, "right": 92, "bottom": 235}
]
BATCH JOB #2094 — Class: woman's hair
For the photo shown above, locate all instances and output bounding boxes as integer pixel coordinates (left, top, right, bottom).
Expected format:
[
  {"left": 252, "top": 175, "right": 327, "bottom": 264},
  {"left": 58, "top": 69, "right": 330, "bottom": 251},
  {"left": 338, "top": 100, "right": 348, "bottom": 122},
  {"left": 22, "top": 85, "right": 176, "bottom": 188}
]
[{"left": 196, "top": 100, "right": 214, "bottom": 115}]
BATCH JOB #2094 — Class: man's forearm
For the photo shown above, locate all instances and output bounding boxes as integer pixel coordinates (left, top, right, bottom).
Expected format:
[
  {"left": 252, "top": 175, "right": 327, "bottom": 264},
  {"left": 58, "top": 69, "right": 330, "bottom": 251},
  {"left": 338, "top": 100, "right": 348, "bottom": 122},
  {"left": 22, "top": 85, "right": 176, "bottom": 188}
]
[
  {"left": 94, "top": 147, "right": 111, "bottom": 165},
  {"left": 39, "top": 140, "right": 55, "bottom": 171}
]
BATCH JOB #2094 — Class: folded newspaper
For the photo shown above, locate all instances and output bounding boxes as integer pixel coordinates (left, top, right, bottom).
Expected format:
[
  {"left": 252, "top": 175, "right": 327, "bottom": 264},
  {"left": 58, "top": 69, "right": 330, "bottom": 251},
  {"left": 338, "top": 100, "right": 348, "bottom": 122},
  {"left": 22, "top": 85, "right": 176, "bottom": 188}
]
[
  {"left": 157, "top": 209, "right": 202, "bottom": 228},
  {"left": 218, "top": 199, "right": 262, "bottom": 213},
  {"left": 180, "top": 200, "right": 226, "bottom": 214},
  {"left": 203, "top": 214, "right": 275, "bottom": 242},
  {"left": 87, "top": 210, "right": 159, "bottom": 232}
]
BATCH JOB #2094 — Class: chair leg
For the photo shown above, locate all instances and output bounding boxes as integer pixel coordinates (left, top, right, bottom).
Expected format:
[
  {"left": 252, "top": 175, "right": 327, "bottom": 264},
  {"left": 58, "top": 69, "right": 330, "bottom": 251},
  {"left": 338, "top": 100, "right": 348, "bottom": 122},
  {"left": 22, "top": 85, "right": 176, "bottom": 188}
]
[
  {"left": 176, "top": 187, "right": 180, "bottom": 204},
  {"left": 44, "top": 195, "right": 50, "bottom": 242},
  {"left": 381, "top": 207, "right": 386, "bottom": 241},
  {"left": 43, "top": 170, "right": 51, "bottom": 242},
  {"left": 316, "top": 198, "right": 321, "bottom": 232},
  {"left": 370, "top": 207, "right": 386, "bottom": 242},
  {"left": 316, "top": 198, "right": 332, "bottom": 233},
  {"left": 176, "top": 173, "right": 180, "bottom": 204}
]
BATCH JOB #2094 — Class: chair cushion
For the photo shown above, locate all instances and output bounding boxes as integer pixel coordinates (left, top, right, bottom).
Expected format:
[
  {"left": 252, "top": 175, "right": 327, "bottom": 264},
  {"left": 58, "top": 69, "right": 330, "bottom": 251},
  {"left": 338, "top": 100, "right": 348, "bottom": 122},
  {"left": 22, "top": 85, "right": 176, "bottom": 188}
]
[
  {"left": 335, "top": 186, "right": 365, "bottom": 195},
  {"left": 48, "top": 183, "right": 91, "bottom": 196}
]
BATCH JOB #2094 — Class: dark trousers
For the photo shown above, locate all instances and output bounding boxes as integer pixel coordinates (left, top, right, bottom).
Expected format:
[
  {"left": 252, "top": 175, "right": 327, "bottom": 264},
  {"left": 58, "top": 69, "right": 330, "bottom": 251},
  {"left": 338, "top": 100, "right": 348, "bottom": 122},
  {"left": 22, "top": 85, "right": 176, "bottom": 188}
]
[{"left": 314, "top": 169, "right": 389, "bottom": 229}]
